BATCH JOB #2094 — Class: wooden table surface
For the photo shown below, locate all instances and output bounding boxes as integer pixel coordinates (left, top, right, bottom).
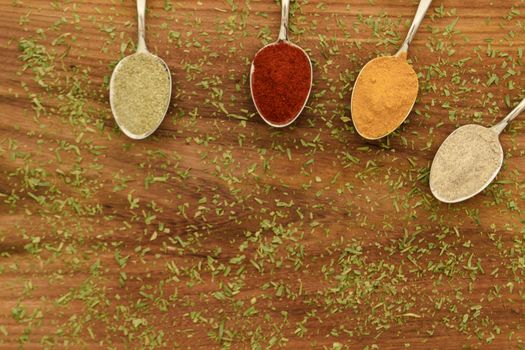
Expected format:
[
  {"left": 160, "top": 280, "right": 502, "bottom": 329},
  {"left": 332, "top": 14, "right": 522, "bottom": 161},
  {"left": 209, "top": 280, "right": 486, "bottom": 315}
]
[{"left": 1, "top": 0, "right": 524, "bottom": 349}]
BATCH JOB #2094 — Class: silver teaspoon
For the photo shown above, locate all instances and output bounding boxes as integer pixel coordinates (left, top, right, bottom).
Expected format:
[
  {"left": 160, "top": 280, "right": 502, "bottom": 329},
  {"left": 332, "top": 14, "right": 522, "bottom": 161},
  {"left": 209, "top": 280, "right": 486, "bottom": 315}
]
[
  {"left": 110, "top": 0, "right": 172, "bottom": 140},
  {"left": 250, "top": 0, "right": 313, "bottom": 128},
  {"left": 430, "top": 98, "right": 525, "bottom": 204}
]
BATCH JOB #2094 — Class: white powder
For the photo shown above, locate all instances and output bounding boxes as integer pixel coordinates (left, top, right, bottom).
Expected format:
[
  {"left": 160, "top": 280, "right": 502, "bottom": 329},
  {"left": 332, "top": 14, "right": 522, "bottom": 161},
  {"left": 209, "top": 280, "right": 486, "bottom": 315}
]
[{"left": 430, "top": 124, "right": 503, "bottom": 203}]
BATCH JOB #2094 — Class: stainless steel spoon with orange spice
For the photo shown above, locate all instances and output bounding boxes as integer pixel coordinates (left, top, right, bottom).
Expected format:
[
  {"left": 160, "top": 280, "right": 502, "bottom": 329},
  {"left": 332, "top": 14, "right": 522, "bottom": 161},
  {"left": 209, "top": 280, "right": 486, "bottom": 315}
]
[{"left": 351, "top": 0, "right": 433, "bottom": 140}]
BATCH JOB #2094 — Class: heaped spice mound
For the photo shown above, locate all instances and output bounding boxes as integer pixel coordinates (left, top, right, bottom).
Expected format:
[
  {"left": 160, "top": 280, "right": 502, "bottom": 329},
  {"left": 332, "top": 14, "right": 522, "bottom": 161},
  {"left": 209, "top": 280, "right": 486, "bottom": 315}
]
[
  {"left": 430, "top": 124, "right": 503, "bottom": 202},
  {"left": 111, "top": 52, "right": 171, "bottom": 136},
  {"left": 251, "top": 41, "right": 312, "bottom": 126},
  {"left": 351, "top": 56, "right": 419, "bottom": 139}
]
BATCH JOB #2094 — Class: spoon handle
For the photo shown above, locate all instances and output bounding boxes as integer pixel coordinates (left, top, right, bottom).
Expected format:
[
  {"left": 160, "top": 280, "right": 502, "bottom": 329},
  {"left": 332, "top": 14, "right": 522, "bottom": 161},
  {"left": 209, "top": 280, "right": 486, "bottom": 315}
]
[
  {"left": 396, "top": 0, "right": 433, "bottom": 56},
  {"left": 278, "top": 0, "right": 290, "bottom": 41},
  {"left": 137, "top": 0, "right": 147, "bottom": 52},
  {"left": 492, "top": 98, "right": 525, "bottom": 135}
]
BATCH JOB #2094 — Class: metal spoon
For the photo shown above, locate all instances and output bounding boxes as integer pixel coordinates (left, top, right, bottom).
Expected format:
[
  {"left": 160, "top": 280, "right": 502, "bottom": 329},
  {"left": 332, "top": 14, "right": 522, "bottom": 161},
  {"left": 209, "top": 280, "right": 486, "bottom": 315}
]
[
  {"left": 249, "top": 0, "right": 313, "bottom": 128},
  {"left": 351, "top": 0, "right": 433, "bottom": 140},
  {"left": 430, "top": 98, "right": 525, "bottom": 204},
  {"left": 109, "top": 0, "right": 172, "bottom": 140}
]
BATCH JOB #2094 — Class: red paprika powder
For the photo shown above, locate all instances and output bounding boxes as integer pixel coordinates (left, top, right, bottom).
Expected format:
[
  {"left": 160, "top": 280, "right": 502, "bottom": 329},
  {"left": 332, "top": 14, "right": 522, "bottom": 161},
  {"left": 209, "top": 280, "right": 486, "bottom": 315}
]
[{"left": 250, "top": 41, "right": 312, "bottom": 126}]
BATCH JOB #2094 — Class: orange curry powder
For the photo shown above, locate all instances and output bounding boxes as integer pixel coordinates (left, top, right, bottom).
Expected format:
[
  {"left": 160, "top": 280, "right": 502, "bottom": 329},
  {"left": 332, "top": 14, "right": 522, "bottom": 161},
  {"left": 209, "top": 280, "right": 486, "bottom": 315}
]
[{"left": 351, "top": 56, "right": 419, "bottom": 139}]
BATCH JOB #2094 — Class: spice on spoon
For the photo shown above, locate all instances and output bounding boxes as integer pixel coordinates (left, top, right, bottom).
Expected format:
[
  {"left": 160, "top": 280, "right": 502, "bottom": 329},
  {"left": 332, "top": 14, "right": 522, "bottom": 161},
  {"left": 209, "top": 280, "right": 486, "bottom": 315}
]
[
  {"left": 111, "top": 52, "right": 171, "bottom": 137},
  {"left": 429, "top": 124, "right": 503, "bottom": 202},
  {"left": 350, "top": 0, "right": 432, "bottom": 140},
  {"left": 251, "top": 41, "right": 312, "bottom": 126},
  {"left": 351, "top": 55, "right": 419, "bottom": 139}
]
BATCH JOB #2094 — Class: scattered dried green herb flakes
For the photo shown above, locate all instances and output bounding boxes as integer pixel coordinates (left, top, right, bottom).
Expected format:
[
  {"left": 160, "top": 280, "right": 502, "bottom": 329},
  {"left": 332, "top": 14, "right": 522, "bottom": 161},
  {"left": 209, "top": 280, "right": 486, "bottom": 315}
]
[{"left": 0, "top": 1, "right": 524, "bottom": 349}]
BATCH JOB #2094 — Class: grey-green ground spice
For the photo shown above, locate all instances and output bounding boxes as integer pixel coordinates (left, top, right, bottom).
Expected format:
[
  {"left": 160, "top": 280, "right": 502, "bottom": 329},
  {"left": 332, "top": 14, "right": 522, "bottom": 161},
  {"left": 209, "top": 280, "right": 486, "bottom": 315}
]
[
  {"left": 111, "top": 52, "right": 170, "bottom": 136},
  {"left": 430, "top": 124, "right": 503, "bottom": 202}
]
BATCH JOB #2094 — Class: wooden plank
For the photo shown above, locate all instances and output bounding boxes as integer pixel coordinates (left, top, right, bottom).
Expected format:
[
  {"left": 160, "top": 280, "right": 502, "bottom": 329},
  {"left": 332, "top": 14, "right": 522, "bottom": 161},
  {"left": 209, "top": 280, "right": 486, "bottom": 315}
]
[{"left": 0, "top": 0, "right": 524, "bottom": 348}]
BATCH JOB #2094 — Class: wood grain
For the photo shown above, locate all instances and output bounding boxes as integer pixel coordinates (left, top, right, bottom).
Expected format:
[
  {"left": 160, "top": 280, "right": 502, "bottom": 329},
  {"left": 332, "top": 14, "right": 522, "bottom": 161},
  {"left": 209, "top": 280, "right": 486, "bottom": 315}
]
[{"left": 0, "top": 0, "right": 524, "bottom": 349}]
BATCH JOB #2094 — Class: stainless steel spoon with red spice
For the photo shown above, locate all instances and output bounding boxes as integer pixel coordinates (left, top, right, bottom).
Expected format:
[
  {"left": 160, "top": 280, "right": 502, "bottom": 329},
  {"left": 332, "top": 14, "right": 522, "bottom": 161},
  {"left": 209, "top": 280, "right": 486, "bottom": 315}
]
[{"left": 250, "top": 0, "right": 313, "bottom": 128}]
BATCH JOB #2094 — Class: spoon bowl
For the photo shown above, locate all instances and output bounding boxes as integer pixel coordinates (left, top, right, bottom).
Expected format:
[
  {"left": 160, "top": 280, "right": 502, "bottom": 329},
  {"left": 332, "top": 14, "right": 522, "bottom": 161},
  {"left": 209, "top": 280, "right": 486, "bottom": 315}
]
[
  {"left": 430, "top": 98, "right": 525, "bottom": 204},
  {"left": 249, "top": 0, "right": 313, "bottom": 128},
  {"left": 110, "top": 52, "right": 172, "bottom": 140},
  {"left": 351, "top": 54, "right": 419, "bottom": 140},
  {"left": 429, "top": 125, "right": 503, "bottom": 203},
  {"left": 250, "top": 40, "right": 313, "bottom": 128}
]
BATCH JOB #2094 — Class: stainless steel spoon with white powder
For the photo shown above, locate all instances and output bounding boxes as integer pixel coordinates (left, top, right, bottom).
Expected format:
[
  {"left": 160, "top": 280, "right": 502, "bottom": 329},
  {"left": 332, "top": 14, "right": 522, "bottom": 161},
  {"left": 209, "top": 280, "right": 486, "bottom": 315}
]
[{"left": 430, "top": 98, "right": 525, "bottom": 204}]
